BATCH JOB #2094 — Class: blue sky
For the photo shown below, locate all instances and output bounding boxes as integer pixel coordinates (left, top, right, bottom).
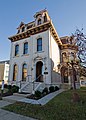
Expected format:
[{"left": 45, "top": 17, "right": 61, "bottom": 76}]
[{"left": 0, "top": 0, "right": 86, "bottom": 61}]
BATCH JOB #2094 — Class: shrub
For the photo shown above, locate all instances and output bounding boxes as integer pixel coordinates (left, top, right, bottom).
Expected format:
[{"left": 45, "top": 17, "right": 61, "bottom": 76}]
[
  {"left": 35, "top": 90, "right": 42, "bottom": 98},
  {"left": 42, "top": 87, "right": 48, "bottom": 95},
  {"left": 49, "top": 86, "right": 55, "bottom": 93},
  {"left": 4, "top": 84, "right": 8, "bottom": 88},
  {"left": 55, "top": 86, "right": 59, "bottom": 91},
  {"left": 7, "top": 85, "right": 12, "bottom": 91},
  {"left": 11, "top": 85, "right": 19, "bottom": 93}
]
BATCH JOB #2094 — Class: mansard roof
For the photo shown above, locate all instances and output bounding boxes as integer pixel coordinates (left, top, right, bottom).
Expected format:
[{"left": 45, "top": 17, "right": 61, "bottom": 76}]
[
  {"left": 8, "top": 10, "right": 62, "bottom": 45},
  {"left": 17, "top": 21, "right": 25, "bottom": 29}
]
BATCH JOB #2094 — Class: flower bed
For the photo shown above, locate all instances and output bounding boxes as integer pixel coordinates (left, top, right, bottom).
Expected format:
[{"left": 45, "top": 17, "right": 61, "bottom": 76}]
[{"left": 27, "top": 86, "right": 60, "bottom": 100}]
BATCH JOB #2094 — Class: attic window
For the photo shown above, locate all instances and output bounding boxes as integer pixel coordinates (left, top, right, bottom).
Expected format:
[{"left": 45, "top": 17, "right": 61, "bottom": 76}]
[
  {"left": 22, "top": 27, "right": 25, "bottom": 32},
  {"left": 44, "top": 15, "right": 47, "bottom": 22},
  {"left": 27, "top": 25, "right": 33, "bottom": 29},
  {"left": 38, "top": 19, "right": 41, "bottom": 25},
  {"left": 17, "top": 30, "right": 20, "bottom": 34}
]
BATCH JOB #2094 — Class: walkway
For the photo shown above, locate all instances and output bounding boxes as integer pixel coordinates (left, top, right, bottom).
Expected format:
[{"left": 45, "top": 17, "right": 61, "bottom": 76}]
[
  {"left": 19, "top": 89, "right": 64, "bottom": 105},
  {"left": 2, "top": 89, "right": 64, "bottom": 105},
  {"left": 0, "top": 89, "right": 64, "bottom": 120},
  {"left": 0, "top": 108, "right": 36, "bottom": 120},
  {"left": 0, "top": 100, "right": 37, "bottom": 120}
]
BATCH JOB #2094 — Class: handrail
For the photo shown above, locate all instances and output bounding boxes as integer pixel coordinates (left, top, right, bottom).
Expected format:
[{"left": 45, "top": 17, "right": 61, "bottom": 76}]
[
  {"left": 9, "top": 74, "right": 43, "bottom": 93},
  {"left": 20, "top": 74, "right": 42, "bottom": 91}
]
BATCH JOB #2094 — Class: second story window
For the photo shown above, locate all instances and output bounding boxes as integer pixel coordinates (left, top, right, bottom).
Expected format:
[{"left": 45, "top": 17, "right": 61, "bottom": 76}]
[
  {"left": 37, "top": 38, "right": 42, "bottom": 52},
  {"left": 23, "top": 42, "right": 28, "bottom": 54},
  {"left": 15, "top": 44, "right": 19, "bottom": 56}
]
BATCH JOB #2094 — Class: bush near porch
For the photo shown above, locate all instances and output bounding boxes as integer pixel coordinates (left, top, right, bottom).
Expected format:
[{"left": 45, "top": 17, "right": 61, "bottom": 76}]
[
  {"left": 3, "top": 88, "right": 86, "bottom": 120},
  {"left": 0, "top": 85, "right": 19, "bottom": 98}
]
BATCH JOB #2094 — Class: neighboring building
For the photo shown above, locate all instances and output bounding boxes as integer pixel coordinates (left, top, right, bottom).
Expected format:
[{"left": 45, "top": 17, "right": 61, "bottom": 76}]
[
  {"left": 60, "top": 36, "right": 79, "bottom": 89},
  {"left": 8, "top": 10, "right": 79, "bottom": 93},
  {"left": 0, "top": 60, "right": 9, "bottom": 84}
]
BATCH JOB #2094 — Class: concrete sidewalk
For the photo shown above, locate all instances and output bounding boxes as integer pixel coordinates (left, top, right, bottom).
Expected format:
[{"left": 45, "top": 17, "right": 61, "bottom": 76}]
[
  {"left": 0, "top": 100, "right": 12, "bottom": 108},
  {"left": 0, "top": 89, "right": 64, "bottom": 120},
  {"left": 0, "top": 100, "right": 37, "bottom": 120},
  {"left": 2, "top": 89, "right": 64, "bottom": 105},
  {"left": 0, "top": 109, "right": 37, "bottom": 120}
]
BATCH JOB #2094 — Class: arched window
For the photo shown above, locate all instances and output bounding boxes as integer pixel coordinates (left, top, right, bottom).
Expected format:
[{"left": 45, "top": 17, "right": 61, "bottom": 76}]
[
  {"left": 62, "top": 52, "right": 67, "bottom": 62},
  {"left": 17, "top": 29, "right": 20, "bottom": 34},
  {"left": 37, "top": 38, "right": 42, "bottom": 51},
  {"left": 15, "top": 44, "right": 19, "bottom": 56},
  {"left": 71, "top": 52, "right": 74, "bottom": 58},
  {"left": 23, "top": 42, "right": 28, "bottom": 54},
  {"left": 13, "top": 64, "right": 18, "bottom": 81},
  {"left": 22, "top": 27, "right": 25, "bottom": 32},
  {"left": 38, "top": 19, "right": 41, "bottom": 25},
  {"left": 22, "top": 63, "right": 27, "bottom": 81},
  {"left": 44, "top": 15, "right": 47, "bottom": 22}
]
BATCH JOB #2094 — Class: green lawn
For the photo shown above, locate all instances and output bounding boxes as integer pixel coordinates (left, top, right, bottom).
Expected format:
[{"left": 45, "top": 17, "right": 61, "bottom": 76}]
[{"left": 3, "top": 88, "right": 86, "bottom": 120}]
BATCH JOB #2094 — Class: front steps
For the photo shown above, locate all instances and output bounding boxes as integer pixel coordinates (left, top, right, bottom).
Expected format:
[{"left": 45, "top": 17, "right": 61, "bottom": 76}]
[{"left": 20, "top": 82, "right": 45, "bottom": 94}]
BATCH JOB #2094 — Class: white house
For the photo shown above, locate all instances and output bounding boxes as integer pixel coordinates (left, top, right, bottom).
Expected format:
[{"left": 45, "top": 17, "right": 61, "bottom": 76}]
[{"left": 8, "top": 10, "right": 79, "bottom": 93}]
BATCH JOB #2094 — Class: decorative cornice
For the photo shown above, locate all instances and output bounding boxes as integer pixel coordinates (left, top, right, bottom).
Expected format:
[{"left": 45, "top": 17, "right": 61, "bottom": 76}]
[
  {"left": 60, "top": 44, "right": 78, "bottom": 51},
  {"left": 8, "top": 21, "right": 62, "bottom": 45},
  {"left": 8, "top": 22, "right": 50, "bottom": 42},
  {"left": 50, "top": 21, "right": 62, "bottom": 45}
]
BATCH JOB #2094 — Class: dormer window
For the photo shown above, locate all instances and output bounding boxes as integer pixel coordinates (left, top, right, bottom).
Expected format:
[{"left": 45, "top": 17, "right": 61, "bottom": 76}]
[
  {"left": 27, "top": 25, "right": 33, "bottom": 29},
  {"left": 22, "top": 27, "right": 25, "bottom": 32},
  {"left": 17, "top": 29, "right": 20, "bottom": 34},
  {"left": 38, "top": 19, "right": 41, "bottom": 25},
  {"left": 44, "top": 15, "right": 47, "bottom": 22}
]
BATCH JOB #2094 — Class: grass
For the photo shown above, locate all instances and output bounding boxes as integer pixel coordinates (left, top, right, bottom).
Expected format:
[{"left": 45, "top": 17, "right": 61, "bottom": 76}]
[{"left": 3, "top": 88, "right": 86, "bottom": 120}]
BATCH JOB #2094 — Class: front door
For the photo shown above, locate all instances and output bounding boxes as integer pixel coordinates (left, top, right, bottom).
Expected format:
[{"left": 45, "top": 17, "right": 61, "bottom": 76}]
[{"left": 36, "top": 61, "right": 43, "bottom": 82}]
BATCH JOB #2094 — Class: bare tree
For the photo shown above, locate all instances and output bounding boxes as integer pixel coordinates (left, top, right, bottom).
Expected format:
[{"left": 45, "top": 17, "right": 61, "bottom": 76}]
[{"left": 72, "top": 28, "right": 86, "bottom": 67}]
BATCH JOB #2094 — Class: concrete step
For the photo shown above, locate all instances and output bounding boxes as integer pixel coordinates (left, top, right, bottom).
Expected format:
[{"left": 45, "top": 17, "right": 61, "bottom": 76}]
[
  {"left": 13, "top": 93, "right": 30, "bottom": 97},
  {"left": 2, "top": 95, "right": 25, "bottom": 103}
]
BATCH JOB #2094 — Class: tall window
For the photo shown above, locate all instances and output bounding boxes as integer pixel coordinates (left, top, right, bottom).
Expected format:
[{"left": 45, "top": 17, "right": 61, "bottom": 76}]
[
  {"left": 23, "top": 42, "right": 28, "bottom": 54},
  {"left": 15, "top": 44, "right": 19, "bottom": 56},
  {"left": 13, "top": 64, "right": 18, "bottom": 81},
  {"left": 37, "top": 38, "right": 42, "bottom": 51},
  {"left": 22, "top": 63, "right": 27, "bottom": 81}
]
